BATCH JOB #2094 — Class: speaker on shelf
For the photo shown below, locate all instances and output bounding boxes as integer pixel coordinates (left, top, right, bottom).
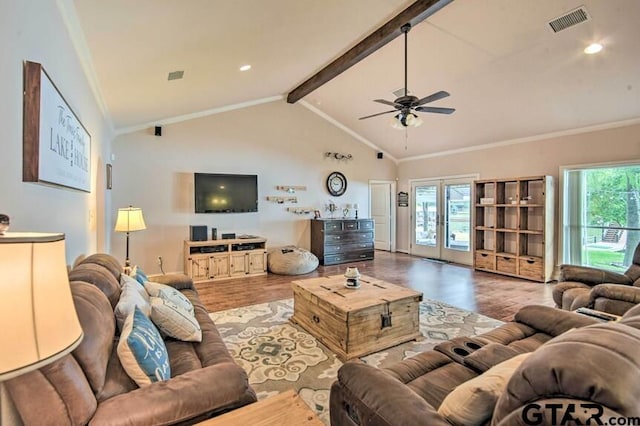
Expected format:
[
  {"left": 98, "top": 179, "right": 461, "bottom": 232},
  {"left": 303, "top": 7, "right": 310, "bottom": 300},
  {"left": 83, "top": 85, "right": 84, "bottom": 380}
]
[
  {"left": 221, "top": 233, "right": 236, "bottom": 240},
  {"left": 190, "top": 225, "right": 207, "bottom": 241},
  {"left": 211, "top": 227, "right": 217, "bottom": 240}
]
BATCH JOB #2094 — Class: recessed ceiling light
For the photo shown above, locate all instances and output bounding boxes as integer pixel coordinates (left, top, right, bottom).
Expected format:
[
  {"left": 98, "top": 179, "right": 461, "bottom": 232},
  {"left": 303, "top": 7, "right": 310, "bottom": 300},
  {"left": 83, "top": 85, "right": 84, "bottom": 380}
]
[
  {"left": 584, "top": 43, "right": 603, "bottom": 54},
  {"left": 239, "top": 64, "right": 252, "bottom": 72}
]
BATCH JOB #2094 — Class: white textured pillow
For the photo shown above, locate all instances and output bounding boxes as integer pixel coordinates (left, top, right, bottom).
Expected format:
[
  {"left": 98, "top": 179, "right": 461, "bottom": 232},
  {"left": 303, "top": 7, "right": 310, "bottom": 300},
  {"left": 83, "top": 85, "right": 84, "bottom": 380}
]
[
  {"left": 437, "top": 353, "right": 531, "bottom": 426},
  {"left": 150, "top": 297, "right": 202, "bottom": 342},
  {"left": 120, "top": 273, "right": 150, "bottom": 302},
  {"left": 144, "top": 281, "right": 194, "bottom": 315},
  {"left": 115, "top": 280, "right": 152, "bottom": 331}
]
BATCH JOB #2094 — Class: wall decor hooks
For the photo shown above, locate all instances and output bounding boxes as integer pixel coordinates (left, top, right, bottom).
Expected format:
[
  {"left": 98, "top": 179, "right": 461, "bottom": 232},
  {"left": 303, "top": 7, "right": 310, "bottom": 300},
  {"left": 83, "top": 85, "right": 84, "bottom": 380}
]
[
  {"left": 287, "top": 207, "right": 313, "bottom": 215},
  {"left": 325, "top": 152, "right": 353, "bottom": 161},
  {"left": 276, "top": 185, "right": 307, "bottom": 193},
  {"left": 266, "top": 196, "right": 298, "bottom": 204}
]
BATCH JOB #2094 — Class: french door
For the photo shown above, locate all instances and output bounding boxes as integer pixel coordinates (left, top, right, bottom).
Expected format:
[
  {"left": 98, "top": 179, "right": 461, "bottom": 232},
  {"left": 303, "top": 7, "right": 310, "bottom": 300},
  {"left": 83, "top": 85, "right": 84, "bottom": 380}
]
[{"left": 410, "top": 177, "right": 473, "bottom": 264}]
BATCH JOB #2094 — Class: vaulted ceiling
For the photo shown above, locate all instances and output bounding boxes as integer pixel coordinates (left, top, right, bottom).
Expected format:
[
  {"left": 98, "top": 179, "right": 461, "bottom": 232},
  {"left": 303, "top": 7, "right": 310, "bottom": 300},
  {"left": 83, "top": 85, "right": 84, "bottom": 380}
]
[{"left": 73, "top": 0, "right": 640, "bottom": 161}]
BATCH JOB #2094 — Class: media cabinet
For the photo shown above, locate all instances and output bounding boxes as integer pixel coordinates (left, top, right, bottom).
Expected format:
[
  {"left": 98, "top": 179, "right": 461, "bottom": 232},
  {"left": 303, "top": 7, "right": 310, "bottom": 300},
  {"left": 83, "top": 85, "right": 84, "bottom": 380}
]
[{"left": 184, "top": 237, "right": 267, "bottom": 282}]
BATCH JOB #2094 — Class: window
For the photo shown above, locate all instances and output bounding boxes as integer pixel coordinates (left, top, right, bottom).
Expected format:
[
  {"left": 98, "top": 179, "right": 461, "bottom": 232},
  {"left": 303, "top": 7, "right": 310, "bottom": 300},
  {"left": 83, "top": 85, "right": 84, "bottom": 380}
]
[{"left": 562, "top": 163, "right": 640, "bottom": 271}]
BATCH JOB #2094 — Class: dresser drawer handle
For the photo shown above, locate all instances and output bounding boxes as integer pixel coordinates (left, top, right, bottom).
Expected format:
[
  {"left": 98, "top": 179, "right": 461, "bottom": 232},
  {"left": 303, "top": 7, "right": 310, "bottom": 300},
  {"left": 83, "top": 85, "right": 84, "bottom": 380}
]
[{"left": 312, "top": 315, "right": 320, "bottom": 324}]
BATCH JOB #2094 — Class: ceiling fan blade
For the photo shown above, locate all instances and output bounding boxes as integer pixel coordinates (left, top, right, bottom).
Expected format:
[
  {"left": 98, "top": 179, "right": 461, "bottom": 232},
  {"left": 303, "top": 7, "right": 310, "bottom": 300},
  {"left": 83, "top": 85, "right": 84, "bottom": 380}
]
[
  {"left": 359, "top": 110, "right": 398, "bottom": 120},
  {"left": 374, "top": 99, "right": 401, "bottom": 108},
  {"left": 414, "top": 106, "right": 456, "bottom": 114},
  {"left": 415, "top": 91, "right": 450, "bottom": 106}
]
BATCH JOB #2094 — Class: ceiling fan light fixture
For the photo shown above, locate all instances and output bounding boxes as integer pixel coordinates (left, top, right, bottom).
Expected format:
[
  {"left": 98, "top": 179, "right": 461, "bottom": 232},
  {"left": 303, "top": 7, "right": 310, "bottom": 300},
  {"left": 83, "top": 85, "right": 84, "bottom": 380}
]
[{"left": 391, "top": 113, "right": 405, "bottom": 129}]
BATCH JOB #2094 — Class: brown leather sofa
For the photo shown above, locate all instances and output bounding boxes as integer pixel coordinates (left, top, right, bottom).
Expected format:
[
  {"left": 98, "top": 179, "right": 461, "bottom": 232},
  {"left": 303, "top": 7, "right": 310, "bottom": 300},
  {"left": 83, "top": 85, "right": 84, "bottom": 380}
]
[
  {"left": 553, "top": 242, "right": 640, "bottom": 315},
  {"left": 5, "top": 254, "right": 256, "bottom": 425},
  {"left": 330, "top": 304, "right": 640, "bottom": 425}
]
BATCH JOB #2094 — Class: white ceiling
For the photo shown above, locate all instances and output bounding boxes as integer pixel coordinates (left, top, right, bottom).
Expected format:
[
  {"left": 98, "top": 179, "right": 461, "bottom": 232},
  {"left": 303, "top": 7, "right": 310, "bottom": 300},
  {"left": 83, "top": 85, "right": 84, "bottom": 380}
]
[{"left": 73, "top": 0, "right": 640, "bottom": 161}]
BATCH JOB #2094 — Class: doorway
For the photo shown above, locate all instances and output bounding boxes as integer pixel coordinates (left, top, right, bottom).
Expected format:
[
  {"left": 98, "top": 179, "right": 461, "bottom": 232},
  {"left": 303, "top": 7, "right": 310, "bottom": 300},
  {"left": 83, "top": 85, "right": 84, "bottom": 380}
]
[
  {"left": 410, "top": 177, "right": 474, "bottom": 264},
  {"left": 369, "top": 180, "right": 396, "bottom": 252}
]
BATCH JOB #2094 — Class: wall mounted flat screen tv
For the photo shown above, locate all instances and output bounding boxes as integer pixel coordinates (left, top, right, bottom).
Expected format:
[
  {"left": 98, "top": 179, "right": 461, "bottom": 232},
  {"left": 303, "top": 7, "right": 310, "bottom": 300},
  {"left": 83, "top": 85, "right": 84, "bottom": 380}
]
[{"left": 194, "top": 173, "right": 258, "bottom": 213}]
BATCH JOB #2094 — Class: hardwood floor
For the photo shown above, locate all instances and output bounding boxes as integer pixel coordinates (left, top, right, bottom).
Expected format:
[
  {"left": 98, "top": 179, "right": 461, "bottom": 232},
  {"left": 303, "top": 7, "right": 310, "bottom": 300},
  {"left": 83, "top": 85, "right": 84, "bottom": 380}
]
[{"left": 195, "top": 250, "right": 555, "bottom": 322}]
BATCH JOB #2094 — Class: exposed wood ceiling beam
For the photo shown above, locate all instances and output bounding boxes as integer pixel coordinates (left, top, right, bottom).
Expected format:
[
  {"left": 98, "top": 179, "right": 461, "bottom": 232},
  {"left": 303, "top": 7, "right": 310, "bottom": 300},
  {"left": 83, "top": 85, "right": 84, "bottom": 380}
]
[{"left": 286, "top": 0, "right": 453, "bottom": 104}]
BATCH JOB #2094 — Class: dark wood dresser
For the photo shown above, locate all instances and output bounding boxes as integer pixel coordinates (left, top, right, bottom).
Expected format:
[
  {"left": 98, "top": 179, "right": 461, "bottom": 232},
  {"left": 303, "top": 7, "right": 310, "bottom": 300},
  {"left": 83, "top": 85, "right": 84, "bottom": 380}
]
[{"left": 310, "top": 218, "right": 375, "bottom": 265}]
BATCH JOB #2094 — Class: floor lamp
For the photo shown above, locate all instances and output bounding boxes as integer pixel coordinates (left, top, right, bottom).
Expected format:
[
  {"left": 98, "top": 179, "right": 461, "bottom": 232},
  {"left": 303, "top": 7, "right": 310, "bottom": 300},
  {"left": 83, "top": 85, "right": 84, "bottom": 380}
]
[
  {"left": 0, "top": 232, "right": 84, "bottom": 424},
  {"left": 114, "top": 206, "right": 147, "bottom": 272}
]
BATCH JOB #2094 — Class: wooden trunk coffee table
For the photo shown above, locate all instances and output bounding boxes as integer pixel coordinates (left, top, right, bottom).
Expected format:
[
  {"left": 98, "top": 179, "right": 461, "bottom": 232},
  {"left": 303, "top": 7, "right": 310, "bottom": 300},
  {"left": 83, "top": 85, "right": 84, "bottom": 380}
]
[{"left": 290, "top": 275, "right": 423, "bottom": 361}]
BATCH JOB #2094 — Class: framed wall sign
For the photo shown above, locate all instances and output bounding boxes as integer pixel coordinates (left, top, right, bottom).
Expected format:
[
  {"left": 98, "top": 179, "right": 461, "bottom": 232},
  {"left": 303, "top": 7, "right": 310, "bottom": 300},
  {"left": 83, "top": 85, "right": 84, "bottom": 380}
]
[
  {"left": 23, "top": 61, "right": 91, "bottom": 192},
  {"left": 398, "top": 191, "right": 409, "bottom": 207}
]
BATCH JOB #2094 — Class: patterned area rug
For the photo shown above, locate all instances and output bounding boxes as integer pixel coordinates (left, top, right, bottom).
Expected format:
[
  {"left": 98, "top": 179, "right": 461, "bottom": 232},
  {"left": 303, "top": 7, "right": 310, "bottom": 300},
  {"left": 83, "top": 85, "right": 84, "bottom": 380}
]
[{"left": 210, "top": 298, "right": 503, "bottom": 424}]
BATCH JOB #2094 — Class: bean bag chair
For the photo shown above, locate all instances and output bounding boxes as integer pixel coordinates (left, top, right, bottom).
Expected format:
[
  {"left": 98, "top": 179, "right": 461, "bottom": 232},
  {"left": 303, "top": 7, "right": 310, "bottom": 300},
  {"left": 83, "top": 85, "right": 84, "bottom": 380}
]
[{"left": 267, "top": 246, "right": 319, "bottom": 275}]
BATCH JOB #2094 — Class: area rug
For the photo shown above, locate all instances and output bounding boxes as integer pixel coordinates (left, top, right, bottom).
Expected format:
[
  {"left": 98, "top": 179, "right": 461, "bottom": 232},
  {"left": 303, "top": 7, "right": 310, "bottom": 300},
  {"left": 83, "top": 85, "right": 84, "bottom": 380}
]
[{"left": 210, "top": 298, "right": 503, "bottom": 424}]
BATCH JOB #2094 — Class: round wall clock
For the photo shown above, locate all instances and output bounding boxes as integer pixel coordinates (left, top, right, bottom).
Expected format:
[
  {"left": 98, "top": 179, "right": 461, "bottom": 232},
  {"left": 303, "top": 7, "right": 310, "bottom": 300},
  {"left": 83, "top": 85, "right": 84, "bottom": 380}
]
[{"left": 327, "top": 171, "right": 347, "bottom": 196}]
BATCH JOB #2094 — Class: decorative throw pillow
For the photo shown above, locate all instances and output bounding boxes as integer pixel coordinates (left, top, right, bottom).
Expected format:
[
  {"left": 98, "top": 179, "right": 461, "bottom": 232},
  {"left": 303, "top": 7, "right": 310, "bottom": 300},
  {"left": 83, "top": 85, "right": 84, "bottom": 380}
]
[
  {"left": 437, "top": 353, "right": 531, "bottom": 426},
  {"left": 128, "top": 265, "right": 149, "bottom": 285},
  {"left": 117, "top": 306, "right": 170, "bottom": 387},
  {"left": 144, "top": 281, "right": 194, "bottom": 315},
  {"left": 120, "top": 273, "right": 150, "bottom": 302},
  {"left": 114, "top": 280, "right": 152, "bottom": 331},
  {"left": 150, "top": 297, "right": 202, "bottom": 342}
]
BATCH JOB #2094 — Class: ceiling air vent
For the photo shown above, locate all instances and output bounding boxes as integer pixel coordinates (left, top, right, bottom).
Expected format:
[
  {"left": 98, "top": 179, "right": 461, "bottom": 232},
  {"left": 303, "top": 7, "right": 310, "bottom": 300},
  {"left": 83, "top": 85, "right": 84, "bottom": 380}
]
[
  {"left": 167, "top": 70, "right": 184, "bottom": 81},
  {"left": 548, "top": 6, "right": 590, "bottom": 33}
]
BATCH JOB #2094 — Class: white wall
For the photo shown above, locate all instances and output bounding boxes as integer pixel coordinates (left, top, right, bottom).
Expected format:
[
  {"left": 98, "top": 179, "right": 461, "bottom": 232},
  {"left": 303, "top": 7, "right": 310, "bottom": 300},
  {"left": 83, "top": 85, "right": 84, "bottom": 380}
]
[
  {"left": 111, "top": 100, "right": 396, "bottom": 273},
  {"left": 396, "top": 122, "right": 640, "bottom": 254},
  {"left": 0, "top": 0, "right": 113, "bottom": 262}
]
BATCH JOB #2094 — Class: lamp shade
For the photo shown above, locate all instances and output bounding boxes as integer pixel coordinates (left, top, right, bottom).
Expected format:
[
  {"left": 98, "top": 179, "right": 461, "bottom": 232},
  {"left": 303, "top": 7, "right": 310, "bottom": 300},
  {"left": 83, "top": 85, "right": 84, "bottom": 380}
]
[
  {"left": 0, "top": 233, "right": 83, "bottom": 381},
  {"left": 114, "top": 207, "right": 146, "bottom": 233}
]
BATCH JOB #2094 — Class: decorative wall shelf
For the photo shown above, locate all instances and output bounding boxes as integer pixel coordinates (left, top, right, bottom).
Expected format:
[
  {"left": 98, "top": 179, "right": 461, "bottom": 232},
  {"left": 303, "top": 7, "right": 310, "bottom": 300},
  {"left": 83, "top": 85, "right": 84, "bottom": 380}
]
[
  {"left": 287, "top": 207, "right": 313, "bottom": 215},
  {"left": 266, "top": 196, "right": 298, "bottom": 204},
  {"left": 276, "top": 185, "right": 307, "bottom": 193}
]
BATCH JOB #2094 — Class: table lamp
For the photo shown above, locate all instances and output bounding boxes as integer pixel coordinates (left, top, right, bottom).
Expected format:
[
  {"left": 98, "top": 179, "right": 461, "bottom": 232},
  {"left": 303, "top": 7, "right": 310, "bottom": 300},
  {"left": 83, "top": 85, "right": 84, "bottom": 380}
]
[
  {"left": 0, "top": 232, "right": 84, "bottom": 422},
  {"left": 114, "top": 206, "right": 146, "bottom": 269}
]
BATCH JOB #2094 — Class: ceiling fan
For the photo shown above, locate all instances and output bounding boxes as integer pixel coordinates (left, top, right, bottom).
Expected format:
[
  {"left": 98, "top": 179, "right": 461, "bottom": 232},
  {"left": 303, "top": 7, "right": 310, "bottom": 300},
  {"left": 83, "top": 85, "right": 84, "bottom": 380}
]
[{"left": 359, "top": 23, "right": 455, "bottom": 127}]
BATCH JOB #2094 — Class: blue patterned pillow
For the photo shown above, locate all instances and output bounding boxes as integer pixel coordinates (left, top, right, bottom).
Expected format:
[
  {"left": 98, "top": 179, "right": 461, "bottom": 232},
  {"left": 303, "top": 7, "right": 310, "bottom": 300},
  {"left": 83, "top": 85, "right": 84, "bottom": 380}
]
[
  {"left": 129, "top": 265, "right": 149, "bottom": 285},
  {"left": 117, "top": 306, "right": 170, "bottom": 386}
]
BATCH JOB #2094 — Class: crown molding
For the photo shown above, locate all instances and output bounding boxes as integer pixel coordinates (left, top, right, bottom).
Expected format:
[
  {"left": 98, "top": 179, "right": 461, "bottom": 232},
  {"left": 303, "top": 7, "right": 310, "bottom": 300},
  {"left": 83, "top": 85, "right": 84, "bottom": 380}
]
[
  {"left": 56, "top": 0, "right": 114, "bottom": 135},
  {"left": 114, "top": 95, "right": 284, "bottom": 135},
  {"left": 398, "top": 116, "right": 640, "bottom": 163}
]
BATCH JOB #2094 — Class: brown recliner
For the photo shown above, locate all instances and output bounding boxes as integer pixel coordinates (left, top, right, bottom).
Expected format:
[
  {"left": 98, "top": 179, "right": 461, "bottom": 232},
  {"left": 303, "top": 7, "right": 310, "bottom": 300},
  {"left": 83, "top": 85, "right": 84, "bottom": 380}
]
[
  {"left": 552, "top": 242, "right": 640, "bottom": 315},
  {"left": 329, "top": 305, "right": 640, "bottom": 426},
  {"left": 4, "top": 254, "right": 256, "bottom": 426}
]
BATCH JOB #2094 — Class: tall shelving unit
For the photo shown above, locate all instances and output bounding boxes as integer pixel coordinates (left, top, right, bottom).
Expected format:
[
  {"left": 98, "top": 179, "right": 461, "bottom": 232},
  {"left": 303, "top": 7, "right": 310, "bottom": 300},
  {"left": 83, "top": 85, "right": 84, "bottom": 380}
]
[{"left": 473, "top": 176, "right": 554, "bottom": 282}]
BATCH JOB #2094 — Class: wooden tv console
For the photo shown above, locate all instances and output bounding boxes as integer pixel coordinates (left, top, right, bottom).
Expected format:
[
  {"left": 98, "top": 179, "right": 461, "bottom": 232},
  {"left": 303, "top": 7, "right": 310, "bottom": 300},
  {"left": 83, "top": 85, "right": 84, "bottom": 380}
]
[{"left": 184, "top": 237, "right": 267, "bottom": 282}]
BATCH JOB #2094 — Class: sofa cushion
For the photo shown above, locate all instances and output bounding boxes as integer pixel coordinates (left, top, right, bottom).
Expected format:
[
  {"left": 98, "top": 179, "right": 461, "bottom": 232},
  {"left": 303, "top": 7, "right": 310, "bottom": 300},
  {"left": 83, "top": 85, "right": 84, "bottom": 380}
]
[
  {"left": 5, "top": 355, "right": 97, "bottom": 426},
  {"left": 493, "top": 323, "right": 640, "bottom": 422},
  {"left": 70, "top": 281, "right": 115, "bottom": 395},
  {"left": 145, "top": 281, "right": 194, "bottom": 315},
  {"left": 150, "top": 296, "right": 202, "bottom": 342},
  {"left": 79, "top": 253, "right": 123, "bottom": 281},
  {"left": 115, "top": 280, "right": 152, "bottom": 331},
  {"left": 437, "top": 353, "right": 530, "bottom": 425},
  {"left": 69, "top": 263, "right": 122, "bottom": 309},
  {"left": 117, "top": 306, "right": 171, "bottom": 386}
]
